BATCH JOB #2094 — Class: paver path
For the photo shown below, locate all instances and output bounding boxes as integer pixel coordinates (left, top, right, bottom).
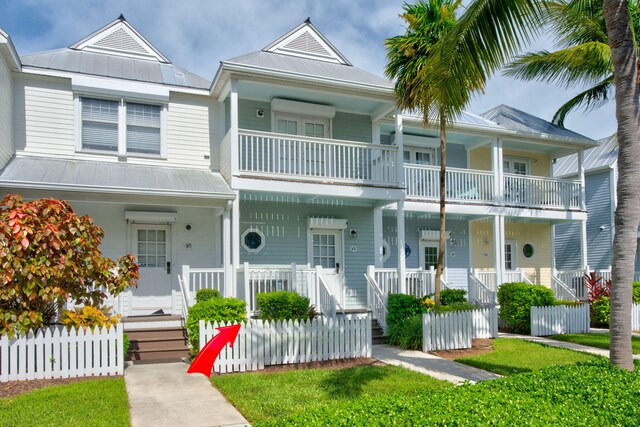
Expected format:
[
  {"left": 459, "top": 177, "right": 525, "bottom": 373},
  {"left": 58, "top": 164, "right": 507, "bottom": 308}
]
[
  {"left": 124, "top": 362, "right": 249, "bottom": 427},
  {"left": 500, "top": 333, "right": 640, "bottom": 359},
  {"left": 372, "top": 344, "right": 501, "bottom": 385}
]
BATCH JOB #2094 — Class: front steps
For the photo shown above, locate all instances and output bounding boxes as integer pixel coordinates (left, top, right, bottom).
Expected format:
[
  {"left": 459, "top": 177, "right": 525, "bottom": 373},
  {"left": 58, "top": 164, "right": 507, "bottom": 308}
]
[
  {"left": 124, "top": 316, "right": 190, "bottom": 363},
  {"left": 371, "top": 319, "right": 385, "bottom": 345}
]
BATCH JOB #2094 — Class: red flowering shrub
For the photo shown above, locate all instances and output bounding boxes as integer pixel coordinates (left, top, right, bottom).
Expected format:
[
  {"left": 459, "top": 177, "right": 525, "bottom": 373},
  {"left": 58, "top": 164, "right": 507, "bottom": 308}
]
[
  {"left": 0, "top": 194, "right": 139, "bottom": 336},
  {"left": 583, "top": 272, "right": 611, "bottom": 304}
]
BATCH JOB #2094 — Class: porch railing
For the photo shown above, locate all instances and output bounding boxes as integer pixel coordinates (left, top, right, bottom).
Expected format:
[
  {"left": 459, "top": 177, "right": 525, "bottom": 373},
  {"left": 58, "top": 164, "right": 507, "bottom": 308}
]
[
  {"left": 404, "top": 164, "right": 495, "bottom": 203},
  {"left": 473, "top": 269, "right": 532, "bottom": 291},
  {"left": 503, "top": 173, "right": 581, "bottom": 210},
  {"left": 238, "top": 129, "right": 399, "bottom": 185},
  {"left": 180, "top": 266, "right": 226, "bottom": 306},
  {"left": 550, "top": 273, "right": 579, "bottom": 301},
  {"left": 468, "top": 274, "right": 497, "bottom": 305},
  {"left": 364, "top": 271, "right": 388, "bottom": 333}
]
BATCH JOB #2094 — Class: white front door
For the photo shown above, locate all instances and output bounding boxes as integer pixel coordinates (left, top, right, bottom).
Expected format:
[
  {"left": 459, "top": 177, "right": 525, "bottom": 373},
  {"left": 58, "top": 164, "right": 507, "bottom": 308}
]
[
  {"left": 309, "top": 230, "right": 344, "bottom": 306},
  {"left": 504, "top": 240, "right": 517, "bottom": 271},
  {"left": 131, "top": 225, "right": 172, "bottom": 315}
]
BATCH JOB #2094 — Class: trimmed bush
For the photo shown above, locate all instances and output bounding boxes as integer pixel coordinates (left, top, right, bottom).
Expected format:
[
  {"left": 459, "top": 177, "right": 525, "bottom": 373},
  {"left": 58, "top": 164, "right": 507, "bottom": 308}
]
[
  {"left": 591, "top": 296, "right": 610, "bottom": 327},
  {"left": 256, "top": 291, "right": 310, "bottom": 321},
  {"left": 256, "top": 359, "right": 640, "bottom": 426},
  {"left": 386, "top": 294, "right": 422, "bottom": 327},
  {"left": 439, "top": 289, "right": 467, "bottom": 306},
  {"left": 634, "top": 282, "right": 640, "bottom": 304},
  {"left": 186, "top": 297, "right": 246, "bottom": 353},
  {"left": 123, "top": 333, "right": 130, "bottom": 357},
  {"left": 497, "top": 282, "right": 555, "bottom": 334},
  {"left": 435, "top": 301, "right": 478, "bottom": 313},
  {"left": 386, "top": 315, "right": 422, "bottom": 350},
  {"left": 195, "top": 288, "right": 221, "bottom": 303}
]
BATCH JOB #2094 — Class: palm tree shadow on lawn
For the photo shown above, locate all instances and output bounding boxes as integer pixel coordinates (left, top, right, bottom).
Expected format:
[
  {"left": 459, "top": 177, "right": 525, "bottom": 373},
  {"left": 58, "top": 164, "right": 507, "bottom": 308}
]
[{"left": 317, "top": 366, "right": 389, "bottom": 399}]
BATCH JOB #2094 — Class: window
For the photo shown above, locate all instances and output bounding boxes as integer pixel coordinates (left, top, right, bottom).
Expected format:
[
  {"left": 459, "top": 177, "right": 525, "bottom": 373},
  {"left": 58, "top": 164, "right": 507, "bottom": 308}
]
[
  {"left": 80, "top": 97, "right": 164, "bottom": 156},
  {"left": 382, "top": 240, "right": 391, "bottom": 263},
  {"left": 274, "top": 114, "right": 329, "bottom": 138},
  {"left": 503, "top": 158, "right": 529, "bottom": 175},
  {"left": 403, "top": 147, "right": 435, "bottom": 165},
  {"left": 312, "top": 232, "right": 340, "bottom": 268},
  {"left": 522, "top": 243, "right": 535, "bottom": 259},
  {"left": 505, "top": 240, "right": 517, "bottom": 270},
  {"left": 241, "top": 229, "right": 265, "bottom": 253},
  {"left": 423, "top": 244, "right": 438, "bottom": 270},
  {"left": 137, "top": 229, "right": 166, "bottom": 268}
]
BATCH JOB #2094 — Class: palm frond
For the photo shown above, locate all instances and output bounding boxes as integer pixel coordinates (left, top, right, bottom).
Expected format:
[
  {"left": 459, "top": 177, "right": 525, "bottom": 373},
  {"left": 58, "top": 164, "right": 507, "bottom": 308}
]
[
  {"left": 552, "top": 76, "right": 614, "bottom": 126},
  {"left": 504, "top": 42, "right": 612, "bottom": 87}
]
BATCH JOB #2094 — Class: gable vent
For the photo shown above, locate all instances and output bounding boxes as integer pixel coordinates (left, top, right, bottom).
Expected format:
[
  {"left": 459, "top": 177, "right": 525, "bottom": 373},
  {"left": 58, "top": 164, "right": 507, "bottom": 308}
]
[
  {"left": 283, "top": 31, "right": 331, "bottom": 57},
  {"left": 94, "top": 28, "right": 148, "bottom": 54}
]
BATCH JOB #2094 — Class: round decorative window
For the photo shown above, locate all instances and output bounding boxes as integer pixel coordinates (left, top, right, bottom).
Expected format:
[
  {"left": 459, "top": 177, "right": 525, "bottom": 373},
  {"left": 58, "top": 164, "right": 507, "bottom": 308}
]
[
  {"left": 241, "top": 229, "right": 265, "bottom": 253},
  {"left": 522, "top": 243, "right": 535, "bottom": 259},
  {"left": 382, "top": 240, "right": 391, "bottom": 263}
]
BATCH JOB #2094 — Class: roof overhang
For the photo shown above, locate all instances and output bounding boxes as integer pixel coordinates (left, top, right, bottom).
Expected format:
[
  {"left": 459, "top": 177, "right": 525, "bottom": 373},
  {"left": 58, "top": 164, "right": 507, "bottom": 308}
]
[{"left": 0, "top": 28, "right": 21, "bottom": 71}]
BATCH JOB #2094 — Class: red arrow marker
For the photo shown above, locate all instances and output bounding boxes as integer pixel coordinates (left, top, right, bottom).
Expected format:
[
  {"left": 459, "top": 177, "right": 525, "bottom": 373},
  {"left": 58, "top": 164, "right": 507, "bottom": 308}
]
[{"left": 187, "top": 324, "right": 241, "bottom": 377}]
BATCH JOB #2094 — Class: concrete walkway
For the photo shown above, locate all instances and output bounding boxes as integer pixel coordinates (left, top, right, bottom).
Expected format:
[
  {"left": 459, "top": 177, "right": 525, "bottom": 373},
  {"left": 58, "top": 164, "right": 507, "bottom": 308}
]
[
  {"left": 124, "top": 362, "right": 249, "bottom": 427},
  {"left": 372, "top": 344, "right": 501, "bottom": 385},
  {"left": 500, "top": 333, "right": 640, "bottom": 359}
]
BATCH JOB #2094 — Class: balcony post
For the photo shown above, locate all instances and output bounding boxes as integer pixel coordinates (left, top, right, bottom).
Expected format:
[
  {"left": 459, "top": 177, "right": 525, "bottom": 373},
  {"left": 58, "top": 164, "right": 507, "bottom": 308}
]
[
  {"left": 223, "top": 201, "right": 232, "bottom": 297},
  {"left": 374, "top": 206, "right": 384, "bottom": 267},
  {"left": 580, "top": 219, "right": 589, "bottom": 270},
  {"left": 491, "top": 138, "right": 504, "bottom": 202},
  {"left": 396, "top": 200, "right": 407, "bottom": 293},
  {"left": 578, "top": 148, "right": 586, "bottom": 210},
  {"left": 493, "top": 215, "right": 505, "bottom": 287},
  {"left": 395, "top": 111, "right": 404, "bottom": 187},
  {"left": 230, "top": 79, "right": 239, "bottom": 178},
  {"left": 232, "top": 191, "right": 240, "bottom": 297}
]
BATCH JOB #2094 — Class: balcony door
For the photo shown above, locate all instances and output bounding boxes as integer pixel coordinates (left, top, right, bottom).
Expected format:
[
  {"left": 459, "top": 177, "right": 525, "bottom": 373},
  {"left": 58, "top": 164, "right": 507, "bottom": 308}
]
[
  {"left": 275, "top": 114, "right": 330, "bottom": 176},
  {"left": 503, "top": 157, "right": 530, "bottom": 204},
  {"left": 131, "top": 225, "right": 172, "bottom": 315}
]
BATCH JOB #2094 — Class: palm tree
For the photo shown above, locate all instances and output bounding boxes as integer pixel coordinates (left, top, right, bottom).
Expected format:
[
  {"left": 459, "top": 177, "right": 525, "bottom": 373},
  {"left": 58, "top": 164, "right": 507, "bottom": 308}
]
[
  {"left": 504, "top": 0, "right": 640, "bottom": 127},
  {"left": 603, "top": 0, "right": 640, "bottom": 371},
  {"left": 385, "top": 0, "right": 543, "bottom": 303}
]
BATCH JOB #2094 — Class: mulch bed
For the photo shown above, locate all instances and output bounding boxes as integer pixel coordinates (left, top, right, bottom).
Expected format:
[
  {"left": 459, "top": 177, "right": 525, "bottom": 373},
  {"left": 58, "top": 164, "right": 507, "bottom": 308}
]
[
  {"left": 0, "top": 375, "right": 120, "bottom": 398},
  {"left": 212, "top": 357, "right": 384, "bottom": 376},
  {"left": 430, "top": 339, "right": 494, "bottom": 360}
]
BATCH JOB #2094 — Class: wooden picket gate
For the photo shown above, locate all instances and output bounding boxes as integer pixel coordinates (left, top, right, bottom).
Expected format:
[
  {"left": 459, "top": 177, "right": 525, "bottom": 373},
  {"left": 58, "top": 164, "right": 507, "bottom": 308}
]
[
  {"left": 632, "top": 303, "right": 640, "bottom": 332},
  {"left": 472, "top": 308, "right": 499, "bottom": 339},
  {"left": 422, "top": 311, "right": 473, "bottom": 352},
  {"left": 530, "top": 304, "right": 590, "bottom": 336},
  {"left": 200, "top": 314, "right": 372, "bottom": 374},
  {"left": 1, "top": 324, "right": 124, "bottom": 382}
]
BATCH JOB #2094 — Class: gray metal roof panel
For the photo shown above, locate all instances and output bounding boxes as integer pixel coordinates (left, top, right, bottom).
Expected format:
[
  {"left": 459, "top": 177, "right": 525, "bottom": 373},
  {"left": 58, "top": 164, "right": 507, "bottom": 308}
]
[
  {"left": 403, "top": 110, "right": 503, "bottom": 129},
  {"left": 224, "top": 51, "right": 393, "bottom": 88},
  {"left": 553, "top": 134, "right": 618, "bottom": 177},
  {"left": 482, "top": 104, "right": 591, "bottom": 141},
  {"left": 0, "top": 157, "right": 234, "bottom": 197},
  {"left": 20, "top": 49, "right": 211, "bottom": 90}
]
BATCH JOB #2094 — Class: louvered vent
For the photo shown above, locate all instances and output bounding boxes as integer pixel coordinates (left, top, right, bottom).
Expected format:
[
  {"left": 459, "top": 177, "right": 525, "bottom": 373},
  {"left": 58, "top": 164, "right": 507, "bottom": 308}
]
[
  {"left": 94, "top": 28, "right": 148, "bottom": 54},
  {"left": 283, "top": 31, "right": 330, "bottom": 57}
]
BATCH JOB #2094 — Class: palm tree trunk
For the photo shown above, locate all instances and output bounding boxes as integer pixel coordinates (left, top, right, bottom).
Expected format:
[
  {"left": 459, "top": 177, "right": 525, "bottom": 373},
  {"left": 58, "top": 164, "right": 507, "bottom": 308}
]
[
  {"left": 603, "top": 0, "right": 640, "bottom": 371},
  {"left": 435, "top": 112, "right": 447, "bottom": 304}
]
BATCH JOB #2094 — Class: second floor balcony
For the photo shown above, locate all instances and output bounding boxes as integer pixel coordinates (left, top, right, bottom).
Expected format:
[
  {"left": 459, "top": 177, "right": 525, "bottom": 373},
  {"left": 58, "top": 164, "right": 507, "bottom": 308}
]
[{"left": 404, "top": 163, "right": 583, "bottom": 210}]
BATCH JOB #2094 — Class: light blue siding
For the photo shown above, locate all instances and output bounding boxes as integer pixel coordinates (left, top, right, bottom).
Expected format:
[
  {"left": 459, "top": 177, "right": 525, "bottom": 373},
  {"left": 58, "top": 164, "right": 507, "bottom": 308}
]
[
  {"left": 555, "top": 170, "right": 613, "bottom": 270},
  {"left": 382, "top": 214, "right": 470, "bottom": 292},
  {"left": 239, "top": 200, "right": 374, "bottom": 308},
  {"left": 446, "top": 143, "right": 467, "bottom": 169},
  {"left": 332, "top": 112, "right": 371, "bottom": 142}
]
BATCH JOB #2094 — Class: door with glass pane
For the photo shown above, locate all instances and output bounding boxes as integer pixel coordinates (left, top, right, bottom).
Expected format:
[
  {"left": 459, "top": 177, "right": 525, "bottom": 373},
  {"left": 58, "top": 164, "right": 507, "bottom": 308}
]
[
  {"left": 504, "top": 240, "right": 517, "bottom": 271},
  {"left": 309, "top": 230, "right": 344, "bottom": 306},
  {"left": 404, "top": 148, "right": 435, "bottom": 197},
  {"left": 503, "top": 158, "right": 530, "bottom": 204},
  {"left": 131, "top": 225, "right": 172, "bottom": 314}
]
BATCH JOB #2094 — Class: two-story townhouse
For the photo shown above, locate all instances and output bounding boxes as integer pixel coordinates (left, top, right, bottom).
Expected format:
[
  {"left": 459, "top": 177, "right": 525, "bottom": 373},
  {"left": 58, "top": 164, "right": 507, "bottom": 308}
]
[{"left": 0, "top": 17, "right": 235, "bottom": 316}]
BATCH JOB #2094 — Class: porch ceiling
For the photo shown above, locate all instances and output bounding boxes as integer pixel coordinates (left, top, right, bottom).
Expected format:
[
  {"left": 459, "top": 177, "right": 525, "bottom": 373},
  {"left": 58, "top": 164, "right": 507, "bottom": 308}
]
[{"left": 237, "top": 80, "right": 393, "bottom": 116}]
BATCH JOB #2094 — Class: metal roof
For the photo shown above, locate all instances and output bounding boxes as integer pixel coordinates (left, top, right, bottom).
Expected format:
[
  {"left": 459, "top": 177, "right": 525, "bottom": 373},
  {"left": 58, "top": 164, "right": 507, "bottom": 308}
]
[
  {"left": 553, "top": 134, "right": 618, "bottom": 177},
  {"left": 0, "top": 156, "right": 234, "bottom": 198},
  {"left": 224, "top": 50, "right": 393, "bottom": 89},
  {"left": 482, "top": 104, "right": 592, "bottom": 142},
  {"left": 20, "top": 48, "right": 211, "bottom": 89}
]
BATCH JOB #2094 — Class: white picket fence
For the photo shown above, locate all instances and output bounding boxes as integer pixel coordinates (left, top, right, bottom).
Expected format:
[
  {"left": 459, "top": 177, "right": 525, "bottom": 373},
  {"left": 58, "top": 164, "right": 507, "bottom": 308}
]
[
  {"left": 472, "top": 308, "right": 499, "bottom": 339},
  {"left": 423, "top": 311, "right": 473, "bottom": 352},
  {"left": 632, "top": 303, "right": 640, "bottom": 331},
  {"left": 1, "top": 324, "right": 124, "bottom": 382},
  {"left": 199, "top": 314, "right": 372, "bottom": 374},
  {"left": 530, "top": 304, "right": 590, "bottom": 336}
]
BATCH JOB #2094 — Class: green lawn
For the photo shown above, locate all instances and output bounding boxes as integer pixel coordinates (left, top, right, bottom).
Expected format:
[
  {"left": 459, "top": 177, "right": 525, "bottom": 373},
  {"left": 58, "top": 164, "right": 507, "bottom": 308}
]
[
  {"left": 455, "top": 338, "right": 598, "bottom": 375},
  {"left": 550, "top": 333, "right": 640, "bottom": 354},
  {"left": 0, "top": 378, "right": 130, "bottom": 427},
  {"left": 212, "top": 364, "right": 451, "bottom": 424}
]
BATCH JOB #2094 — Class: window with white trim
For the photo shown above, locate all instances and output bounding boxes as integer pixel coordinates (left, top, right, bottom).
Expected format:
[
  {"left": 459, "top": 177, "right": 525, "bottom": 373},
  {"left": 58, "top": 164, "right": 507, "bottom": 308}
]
[
  {"left": 403, "top": 147, "right": 435, "bottom": 165},
  {"left": 80, "top": 96, "right": 164, "bottom": 156},
  {"left": 274, "top": 113, "right": 330, "bottom": 138}
]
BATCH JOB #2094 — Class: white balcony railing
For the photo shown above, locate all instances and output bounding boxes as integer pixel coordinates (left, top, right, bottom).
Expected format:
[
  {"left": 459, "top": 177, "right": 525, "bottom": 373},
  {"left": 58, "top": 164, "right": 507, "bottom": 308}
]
[
  {"left": 503, "top": 173, "right": 581, "bottom": 210},
  {"left": 404, "top": 164, "right": 495, "bottom": 204},
  {"left": 237, "top": 129, "right": 399, "bottom": 186}
]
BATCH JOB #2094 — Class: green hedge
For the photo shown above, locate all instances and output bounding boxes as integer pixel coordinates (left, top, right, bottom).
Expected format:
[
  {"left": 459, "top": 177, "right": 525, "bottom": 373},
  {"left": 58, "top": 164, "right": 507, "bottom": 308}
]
[
  {"left": 256, "top": 291, "right": 310, "bottom": 321},
  {"left": 195, "top": 288, "right": 221, "bottom": 303},
  {"left": 634, "top": 282, "right": 640, "bottom": 304},
  {"left": 497, "top": 282, "right": 555, "bottom": 334},
  {"left": 256, "top": 359, "right": 640, "bottom": 426},
  {"left": 592, "top": 296, "right": 610, "bottom": 327},
  {"left": 439, "top": 289, "right": 467, "bottom": 306},
  {"left": 186, "top": 297, "right": 246, "bottom": 354},
  {"left": 386, "top": 315, "right": 422, "bottom": 350},
  {"left": 386, "top": 294, "right": 422, "bottom": 328}
]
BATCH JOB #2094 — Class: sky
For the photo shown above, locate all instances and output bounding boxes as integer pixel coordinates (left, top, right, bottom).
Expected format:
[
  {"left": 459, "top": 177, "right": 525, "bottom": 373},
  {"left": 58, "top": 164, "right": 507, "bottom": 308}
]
[{"left": 0, "top": 0, "right": 617, "bottom": 140}]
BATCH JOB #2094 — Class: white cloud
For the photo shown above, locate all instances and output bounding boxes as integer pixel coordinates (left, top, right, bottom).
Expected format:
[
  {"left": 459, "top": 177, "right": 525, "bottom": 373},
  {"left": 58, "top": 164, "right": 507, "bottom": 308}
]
[{"left": 1, "top": 0, "right": 615, "bottom": 139}]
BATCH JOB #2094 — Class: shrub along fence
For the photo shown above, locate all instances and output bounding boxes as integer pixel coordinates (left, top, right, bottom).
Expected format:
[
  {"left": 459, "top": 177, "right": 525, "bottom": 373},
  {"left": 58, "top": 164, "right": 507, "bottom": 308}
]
[
  {"left": 530, "top": 304, "right": 590, "bottom": 336},
  {"left": 0, "top": 324, "right": 124, "bottom": 382},
  {"left": 200, "top": 314, "right": 371, "bottom": 374},
  {"left": 422, "top": 308, "right": 498, "bottom": 352},
  {"left": 633, "top": 303, "right": 640, "bottom": 331}
]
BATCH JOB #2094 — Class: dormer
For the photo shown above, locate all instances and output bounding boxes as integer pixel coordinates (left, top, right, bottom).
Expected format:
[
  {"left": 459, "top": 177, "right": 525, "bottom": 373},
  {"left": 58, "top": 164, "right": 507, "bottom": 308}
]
[
  {"left": 69, "top": 14, "right": 170, "bottom": 63},
  {"left": 262, "top": 18, "right": 351, "bottom": 65}
]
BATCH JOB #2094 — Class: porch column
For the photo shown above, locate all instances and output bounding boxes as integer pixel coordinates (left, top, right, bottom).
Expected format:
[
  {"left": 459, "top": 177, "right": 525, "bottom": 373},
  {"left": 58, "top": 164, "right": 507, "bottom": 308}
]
[
  {"left": 374, "top": 206, "right": 384, "bottom": 267},
  {"left": 231, "top": 192, "right": 241, "bottom": 297},
  {"left": 493, "top": 215, "right": 505, "bottom": 287},
  {"left": 578, "top": 148, "right": 586, "bottom": 210},
  {"left": 230, "top": 79, "right": 239, "bottom": 178},
  {"left": 396, "top": 200, "right": 406, "bottom": 293},
  {"left": 223, "top": 201, "right": 232, "bottom": 297},
  {"left": 580, "top": 219, "right": 589, "bottom": 270},
  {"left": 395, "top": 111, "right": 404, "bottom": 187},
  {"left": 491, "top": 138, "right": 504, "bottom": 202}
]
